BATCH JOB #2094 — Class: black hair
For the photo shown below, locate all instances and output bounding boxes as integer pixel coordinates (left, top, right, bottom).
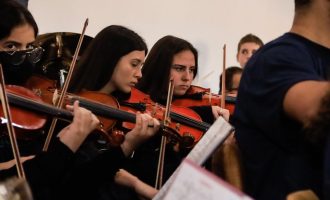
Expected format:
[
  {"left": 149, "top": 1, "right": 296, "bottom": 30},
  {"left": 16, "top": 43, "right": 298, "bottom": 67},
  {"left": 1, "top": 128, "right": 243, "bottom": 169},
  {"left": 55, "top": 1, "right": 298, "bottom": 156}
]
[
  {"left": 219, "top": 66, "right": 243, "bottom": 94},
  {"left": 0, "top": 0, "right": 38, "bottom": 40},
  {"left": 69, "top": 25, "right": 147, "bottom": 94},
  {"left": 136, "top": 35, "right": 198, "bottom": 103}
]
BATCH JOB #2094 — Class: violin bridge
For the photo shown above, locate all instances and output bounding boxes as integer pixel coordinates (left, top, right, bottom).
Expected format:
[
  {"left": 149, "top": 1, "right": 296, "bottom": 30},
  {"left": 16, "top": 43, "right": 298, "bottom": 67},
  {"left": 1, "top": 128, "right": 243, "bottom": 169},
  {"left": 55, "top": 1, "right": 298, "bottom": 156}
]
[{"left": 52, "top": 88, "right": 59, "bottom": 105}]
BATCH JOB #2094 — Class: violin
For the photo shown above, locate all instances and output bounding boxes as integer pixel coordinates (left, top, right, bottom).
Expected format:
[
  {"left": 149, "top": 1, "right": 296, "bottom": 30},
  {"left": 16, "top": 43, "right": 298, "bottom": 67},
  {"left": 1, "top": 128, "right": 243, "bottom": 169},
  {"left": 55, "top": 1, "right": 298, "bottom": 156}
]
[
  {"left": 27, "top": 76, "right": 210, "bottom": 148},
  {"left": 2, "top": 84, "right": 68, "bottom": 141},
  {"left": 25, "top": 75, "right": 186, "bottom": 146},
  {"left": 1, "top": 85, "right": 94, "bottom": 139},
  {"left": 172, "top": 85, "right": 236, "bottom": 115},
  {"left": 120, "top": 87, "right": 211, "bottom": 148}
]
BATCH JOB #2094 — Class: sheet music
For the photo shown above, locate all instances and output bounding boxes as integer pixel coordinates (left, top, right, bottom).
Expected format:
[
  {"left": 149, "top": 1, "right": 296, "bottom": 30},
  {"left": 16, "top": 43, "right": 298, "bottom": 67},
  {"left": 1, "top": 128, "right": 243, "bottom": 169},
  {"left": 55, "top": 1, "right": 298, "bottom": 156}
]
[
  {"left": 153, "top": 117, "right": 234, "bottom": 200},
  {"left": 186, "top": 117, "right": 233, "bottom": 165},
  {"left": 161, "top": 159, "right": 252, "bottom": 200}
]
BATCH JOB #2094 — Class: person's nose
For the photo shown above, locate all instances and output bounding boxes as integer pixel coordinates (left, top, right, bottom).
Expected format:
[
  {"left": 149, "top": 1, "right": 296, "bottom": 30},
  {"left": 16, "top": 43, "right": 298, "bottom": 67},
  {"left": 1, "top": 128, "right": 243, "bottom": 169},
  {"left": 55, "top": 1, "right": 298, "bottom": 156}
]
[
  {"left": 182, "top": 69, "right": 191, "bottom": 81},
  {"left": 135, "top": 67, "right": 142, "bottom": 79}
]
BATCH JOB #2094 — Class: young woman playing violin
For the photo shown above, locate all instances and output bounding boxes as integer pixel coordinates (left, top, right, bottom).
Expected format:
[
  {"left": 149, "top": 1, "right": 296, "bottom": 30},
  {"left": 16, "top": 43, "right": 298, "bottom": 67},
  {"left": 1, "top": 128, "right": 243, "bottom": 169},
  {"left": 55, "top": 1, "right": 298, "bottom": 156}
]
[
  {"left": 62, "top": 25, "right": 162, "bottom": 200},
  {"left": 0, "top": 2, "right": 160, "bottom": 200},
  {"left": 107, "top": 35, "right": 232, "bottom": 200},
  {"left": 114, "top": 35, "right": 229, "bottom": 193}
]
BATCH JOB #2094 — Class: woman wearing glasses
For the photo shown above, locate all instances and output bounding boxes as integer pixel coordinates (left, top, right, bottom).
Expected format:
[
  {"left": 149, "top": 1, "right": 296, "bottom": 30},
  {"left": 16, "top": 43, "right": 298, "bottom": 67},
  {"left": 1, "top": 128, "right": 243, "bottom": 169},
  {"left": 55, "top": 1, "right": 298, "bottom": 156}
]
[
  {"left": 0, "top": 1, "right": 159, "bottom": 200},
  {"left": 0, "top": 0, "right": 99, "bottom": 195}
]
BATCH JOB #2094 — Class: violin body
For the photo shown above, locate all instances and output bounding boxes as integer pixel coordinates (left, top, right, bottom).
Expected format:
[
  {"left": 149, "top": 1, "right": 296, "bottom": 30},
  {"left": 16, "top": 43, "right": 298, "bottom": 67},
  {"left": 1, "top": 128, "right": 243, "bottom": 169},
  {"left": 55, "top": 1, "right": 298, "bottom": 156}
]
[
  {"left": 25, "top": 75, "right": 123, "bottom": 143},
  {"left": 121, "top": 87, "right": 208, "bottom": 148},
  {"left": 172, "top": 85, "right": 236, "bottom": 115},
  {"left": 1, "top": 85, "right": 47, "bottom": 140}
]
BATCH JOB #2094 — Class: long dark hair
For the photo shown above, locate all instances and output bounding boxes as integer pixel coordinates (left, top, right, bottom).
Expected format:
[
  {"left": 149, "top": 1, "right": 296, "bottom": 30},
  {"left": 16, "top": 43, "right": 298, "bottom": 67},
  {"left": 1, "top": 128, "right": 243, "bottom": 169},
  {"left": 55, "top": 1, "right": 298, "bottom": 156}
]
[
  {"left": 137, "top": 35, "right": 198, "bottom": 103},
  {"left": 0, "top": 0, "right": 38, "bottom": 40},
  {"left": 69, "top": 25, "right": 148, "bottom": 94}
]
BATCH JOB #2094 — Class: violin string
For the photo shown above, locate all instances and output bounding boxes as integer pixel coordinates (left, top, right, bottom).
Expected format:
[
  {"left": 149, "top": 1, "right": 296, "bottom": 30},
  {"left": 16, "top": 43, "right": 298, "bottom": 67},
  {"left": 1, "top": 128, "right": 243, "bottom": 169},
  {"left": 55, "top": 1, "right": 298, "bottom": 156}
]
[
  {"left": 74, "top": 97, "right": 136, "bottom": 123},
  {"left": 170, "top": 111, "right": 210, "bottom": 131},
  {"left": 71, "top": 96, "right": 211, "bottom": 132},
  {"left": 8, "top": 92, "right": 73, "bottom": 120}
]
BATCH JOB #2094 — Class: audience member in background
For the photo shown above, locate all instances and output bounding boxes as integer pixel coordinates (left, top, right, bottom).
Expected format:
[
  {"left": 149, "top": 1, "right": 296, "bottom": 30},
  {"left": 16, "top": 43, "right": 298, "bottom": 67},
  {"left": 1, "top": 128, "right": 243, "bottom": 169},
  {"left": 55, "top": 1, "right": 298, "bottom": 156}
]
[
  {"left": 236, "top": 33, "right": 263, "bottom": 68},
  {"left": 218, "top": 66, "right": 243, "bottom": 97}
]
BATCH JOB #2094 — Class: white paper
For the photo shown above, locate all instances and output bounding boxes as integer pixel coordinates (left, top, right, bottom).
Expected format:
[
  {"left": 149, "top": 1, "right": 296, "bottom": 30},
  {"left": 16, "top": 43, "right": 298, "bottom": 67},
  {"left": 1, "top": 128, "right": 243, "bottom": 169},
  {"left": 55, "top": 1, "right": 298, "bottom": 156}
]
[
  {"left": 161, "top": 159, "right": 252, "bottom": 200},
  {"left": 153, "top": 117, "right": 237, "bottom": 200}
]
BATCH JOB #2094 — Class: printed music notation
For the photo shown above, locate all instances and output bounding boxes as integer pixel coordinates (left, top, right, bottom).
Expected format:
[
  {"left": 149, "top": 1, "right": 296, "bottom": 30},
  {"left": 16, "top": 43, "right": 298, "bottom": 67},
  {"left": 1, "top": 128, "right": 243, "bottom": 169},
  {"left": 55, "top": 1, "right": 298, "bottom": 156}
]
[
  {"left": 153, "top": 117, "right": 248, "bottom": 200},
  {"left": 185, "top": 117, "right": 233, "bottom": 165},
  {"left": 161, "top": 159, "right": 252, "bottom": 200}
]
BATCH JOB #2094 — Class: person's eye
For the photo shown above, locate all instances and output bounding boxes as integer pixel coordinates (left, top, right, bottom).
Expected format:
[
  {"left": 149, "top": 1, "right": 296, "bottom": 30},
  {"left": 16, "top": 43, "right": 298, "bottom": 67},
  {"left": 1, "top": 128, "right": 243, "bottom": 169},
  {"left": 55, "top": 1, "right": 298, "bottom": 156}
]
[
  {"left": 131, "top": 62, "right": 139, "bottom": 67},
  {"left": 176, "top": 67, "right": 185, "bottom": 72},
  {"left": 189, "top": 67, "right": 195, "bottom": 73},
  {"left": 242, "top": 49, "right": 248, "bottom": 55},
  {"left": 4, "top": 44, "right": 18, "bottom": 51}
]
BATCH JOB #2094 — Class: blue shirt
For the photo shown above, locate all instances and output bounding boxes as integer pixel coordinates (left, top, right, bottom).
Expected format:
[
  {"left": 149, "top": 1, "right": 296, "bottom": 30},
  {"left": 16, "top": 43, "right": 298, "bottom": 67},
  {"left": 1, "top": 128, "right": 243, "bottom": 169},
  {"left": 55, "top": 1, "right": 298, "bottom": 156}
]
[{"left": 233, "top": 32, "right": 330, "bottom": 200}]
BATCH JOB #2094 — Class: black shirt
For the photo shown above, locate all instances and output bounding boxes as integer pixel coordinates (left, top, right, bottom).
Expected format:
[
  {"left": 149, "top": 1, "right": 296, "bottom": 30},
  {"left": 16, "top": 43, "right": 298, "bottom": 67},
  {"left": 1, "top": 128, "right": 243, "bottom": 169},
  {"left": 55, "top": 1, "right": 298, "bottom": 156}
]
[{"left": 233, "top": 32, "right": 330, "bottom": 200}]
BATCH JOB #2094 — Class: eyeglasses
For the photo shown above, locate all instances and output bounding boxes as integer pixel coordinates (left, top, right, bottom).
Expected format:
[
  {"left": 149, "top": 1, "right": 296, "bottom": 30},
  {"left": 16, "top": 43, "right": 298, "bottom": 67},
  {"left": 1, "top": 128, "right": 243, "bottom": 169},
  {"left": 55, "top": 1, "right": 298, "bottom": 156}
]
[{"left": 0, "top": 46, "right": 44, "bottom": 65}]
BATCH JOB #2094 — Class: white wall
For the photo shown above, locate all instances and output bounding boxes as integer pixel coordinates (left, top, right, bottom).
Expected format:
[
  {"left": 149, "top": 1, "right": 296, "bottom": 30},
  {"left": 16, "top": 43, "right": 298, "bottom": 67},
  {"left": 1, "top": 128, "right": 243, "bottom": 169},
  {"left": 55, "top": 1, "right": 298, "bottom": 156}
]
[{"left": 28, "top": 0, "right": 294, "bottom": 93}]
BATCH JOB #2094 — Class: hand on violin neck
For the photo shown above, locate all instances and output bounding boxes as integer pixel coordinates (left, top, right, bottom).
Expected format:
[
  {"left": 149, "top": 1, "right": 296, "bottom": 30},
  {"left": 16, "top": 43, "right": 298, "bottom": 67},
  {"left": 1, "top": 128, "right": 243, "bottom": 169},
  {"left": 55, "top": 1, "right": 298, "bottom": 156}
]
[
  {"left": 212, "top": 106, "right": 230, "bottom": 122},
  {"left": 121, "top": 112, "right": 160, "bottom": 157},
  {"left": 58, "top": 100, "right": 100, "bottom": 152}
]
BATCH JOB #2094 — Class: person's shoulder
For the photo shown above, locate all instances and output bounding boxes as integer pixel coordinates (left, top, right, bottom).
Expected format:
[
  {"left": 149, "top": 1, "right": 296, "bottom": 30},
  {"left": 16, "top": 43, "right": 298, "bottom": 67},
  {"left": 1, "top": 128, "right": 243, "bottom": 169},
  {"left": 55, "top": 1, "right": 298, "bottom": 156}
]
[
  {"left": 261, "top": 32, "right": 324, "bottom": 56},
  {"left": 261, "top": 33, "right": 305, "bottom": 53},
  {"left": 247, "top": 32, "right": 315, "bottom": 69}
]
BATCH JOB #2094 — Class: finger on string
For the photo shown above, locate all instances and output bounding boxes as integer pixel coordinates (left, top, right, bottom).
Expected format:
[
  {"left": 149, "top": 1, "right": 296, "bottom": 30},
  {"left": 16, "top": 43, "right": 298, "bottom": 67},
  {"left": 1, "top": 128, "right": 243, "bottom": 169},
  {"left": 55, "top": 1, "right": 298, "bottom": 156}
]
[{"left": 66, "top": 100, "right": 80, "bottom": 111}]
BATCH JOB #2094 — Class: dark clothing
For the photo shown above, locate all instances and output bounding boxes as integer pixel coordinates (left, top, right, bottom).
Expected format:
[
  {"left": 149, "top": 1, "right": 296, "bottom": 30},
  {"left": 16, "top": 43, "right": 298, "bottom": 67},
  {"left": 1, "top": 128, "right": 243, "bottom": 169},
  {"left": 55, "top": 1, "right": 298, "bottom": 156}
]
[
  {"left": 0, "top": 138, "right": 75, "bottom": 200},
  {"left": 190, "top": 105, "right": 214, "bottom": 124},
  {"left": 0, "top": 129, "right": 44, "bottom": 163},
  {"left": 58, "top": 146, "right": 129, "bottom": 200},
  {"left": 62, "top": 124, "right": 140, "bottom": 200},
  {"left": 68, "top": 89, "right": 216, "bottom": 200},
  {"left": 0, "top": 131, "right": 129, "bottom": 200},
  {"left": 126, "top": 103, "right": 214, "bottom": 187},
  {"left": 233, "top": 32, "right": 330, "bottom": 200},
  {"left": 324, "top": 135, "right": 330, "bottom": 200},
  {"left": 101, "top": 97, "right": 215, "bottom": 200},
  {"left": 126, "top": 133, "right": 186, "bottom": 186}
]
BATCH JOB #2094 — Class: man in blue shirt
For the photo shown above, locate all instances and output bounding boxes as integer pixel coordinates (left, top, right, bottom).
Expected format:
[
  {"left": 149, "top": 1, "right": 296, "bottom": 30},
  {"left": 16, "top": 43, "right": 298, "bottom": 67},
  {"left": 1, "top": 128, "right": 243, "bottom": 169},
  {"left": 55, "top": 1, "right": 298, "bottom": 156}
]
[{"left": 233, "top": 0, "right": 330, "bottom": 199}]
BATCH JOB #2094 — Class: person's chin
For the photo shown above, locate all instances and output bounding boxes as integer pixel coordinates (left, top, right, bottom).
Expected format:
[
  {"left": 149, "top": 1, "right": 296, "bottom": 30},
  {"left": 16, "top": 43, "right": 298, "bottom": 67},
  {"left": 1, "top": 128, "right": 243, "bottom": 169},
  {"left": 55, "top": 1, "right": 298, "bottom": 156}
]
[
  {"left": 174, "top": 90, "right": 187, "bottom": 96},
  {"left": 122, "top": 86, "right": 132, "bottom": 93}
]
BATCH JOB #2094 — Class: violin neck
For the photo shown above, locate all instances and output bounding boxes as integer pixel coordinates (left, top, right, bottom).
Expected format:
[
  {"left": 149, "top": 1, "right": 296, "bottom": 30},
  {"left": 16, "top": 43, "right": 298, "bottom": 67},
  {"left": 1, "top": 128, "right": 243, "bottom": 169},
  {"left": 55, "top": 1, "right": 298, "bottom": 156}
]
[
  {"left": 8, "top": 93, "right": 73, "bottom": 120},
  {"left": 170, "top": 112, "right": 210, "bottom": 131},
  {"left": 71, "top": 97, "right": 136, "bottom": 123}
]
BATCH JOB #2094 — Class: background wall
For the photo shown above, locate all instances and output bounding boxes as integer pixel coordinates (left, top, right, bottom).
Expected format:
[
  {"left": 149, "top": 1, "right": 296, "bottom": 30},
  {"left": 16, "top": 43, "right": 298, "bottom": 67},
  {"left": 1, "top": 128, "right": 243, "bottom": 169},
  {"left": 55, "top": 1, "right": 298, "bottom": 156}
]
[{"left": 28, "top": 0, "right": 294, "bottom": 93}]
